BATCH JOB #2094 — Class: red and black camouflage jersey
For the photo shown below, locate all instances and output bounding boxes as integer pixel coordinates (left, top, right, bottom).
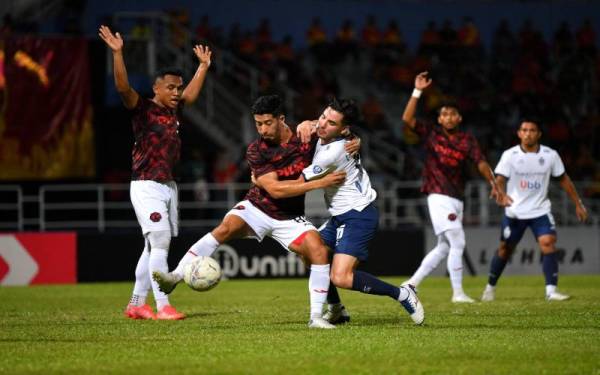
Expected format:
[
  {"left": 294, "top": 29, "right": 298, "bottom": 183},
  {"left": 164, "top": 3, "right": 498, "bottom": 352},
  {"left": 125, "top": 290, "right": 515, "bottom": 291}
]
[
  {"left": 130, "top": 98, "right": 181, "bottom": 181},
  {"left": 413, "top": 120, "right": 485, "bottom": 201},
  {"left": 244, "top": 133, "right": 317, "bottom": 220}
]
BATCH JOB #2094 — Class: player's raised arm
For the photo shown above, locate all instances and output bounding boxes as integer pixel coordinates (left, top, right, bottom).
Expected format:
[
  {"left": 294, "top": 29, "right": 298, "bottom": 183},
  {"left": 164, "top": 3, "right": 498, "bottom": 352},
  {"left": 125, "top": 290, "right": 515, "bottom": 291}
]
[
  {"left": 402, "top": 71, "right": 432, "bottom": 130},
  {"left": 558, "top": 173, "right": 588, "bottom": 222},
  {"left": 255, "top": 171, "right": 345, "bottom": 199},
  {"left": 181, "top": 45, "right": 211, "bottom": 104},
  {"left": 99, "top": 25, "right": 139, "bottom": 109}
]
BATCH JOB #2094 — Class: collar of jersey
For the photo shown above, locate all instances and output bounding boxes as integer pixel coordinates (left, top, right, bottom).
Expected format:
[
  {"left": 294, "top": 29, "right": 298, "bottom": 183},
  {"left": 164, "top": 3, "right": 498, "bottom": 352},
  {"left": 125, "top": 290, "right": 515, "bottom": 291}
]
[
  {"left": 320, "top": 136, "right": 346, "bottom": 145},
  {"left": 519, "top": 144, "right": 541, "bottom": 154}
]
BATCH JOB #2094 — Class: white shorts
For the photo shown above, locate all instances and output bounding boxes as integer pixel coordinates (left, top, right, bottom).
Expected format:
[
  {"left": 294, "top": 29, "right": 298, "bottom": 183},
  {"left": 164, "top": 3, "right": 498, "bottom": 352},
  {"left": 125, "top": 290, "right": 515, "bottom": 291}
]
[
  {"left": 427, "top": 193, "right": 464, "bottom": 235},
  {"left": 130, "top": 180, "right": 178, "bottom": 236},
  {"left": 225, "top": 200, "right": 317, "bottom": 250}
]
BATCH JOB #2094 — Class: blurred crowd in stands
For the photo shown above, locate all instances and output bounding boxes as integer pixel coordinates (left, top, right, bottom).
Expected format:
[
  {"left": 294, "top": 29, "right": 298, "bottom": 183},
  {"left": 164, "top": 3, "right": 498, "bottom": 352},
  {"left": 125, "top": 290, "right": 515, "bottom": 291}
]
[
  {"left": 3, "top": 9, "right": 599, "bottom": 198},
  {"left": 174, "top": 14, "right": 600, "bottom": 196}
]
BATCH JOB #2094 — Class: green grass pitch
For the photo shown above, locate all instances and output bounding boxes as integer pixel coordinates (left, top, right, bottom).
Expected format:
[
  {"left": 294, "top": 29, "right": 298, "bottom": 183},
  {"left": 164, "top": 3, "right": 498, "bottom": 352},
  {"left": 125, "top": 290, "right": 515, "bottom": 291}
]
[{"left": 1, "top": 275, "right": 599, "bottom": 374}]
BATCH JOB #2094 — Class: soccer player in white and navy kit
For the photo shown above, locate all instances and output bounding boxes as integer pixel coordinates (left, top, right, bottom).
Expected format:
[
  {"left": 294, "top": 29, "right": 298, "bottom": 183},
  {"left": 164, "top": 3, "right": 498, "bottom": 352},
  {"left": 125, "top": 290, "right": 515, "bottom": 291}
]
[
  {"left": 481, "top": 120, "right": 588, "bottom": 301},
  {"left": 267, "top": 98, "right": 424, "bottom": 325}
]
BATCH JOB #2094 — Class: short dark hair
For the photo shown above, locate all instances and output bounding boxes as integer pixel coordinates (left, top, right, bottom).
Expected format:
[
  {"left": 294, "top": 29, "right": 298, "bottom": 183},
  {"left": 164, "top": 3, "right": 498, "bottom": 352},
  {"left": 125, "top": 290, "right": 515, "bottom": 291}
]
[
  {"left": 154, "top": 67, "right": 184, "bottom": 81},
  {"left": 252, "top": 95, "right": 284, "bottom": 117},
  {"left": 520, "top": 118, "right": 543, "bottom": 132},
  {"left": 329, "top": 97, "right": 360, "bottom": 126},
  {"left": 436, "top": 101, "right": 461, "bottom": 115}
]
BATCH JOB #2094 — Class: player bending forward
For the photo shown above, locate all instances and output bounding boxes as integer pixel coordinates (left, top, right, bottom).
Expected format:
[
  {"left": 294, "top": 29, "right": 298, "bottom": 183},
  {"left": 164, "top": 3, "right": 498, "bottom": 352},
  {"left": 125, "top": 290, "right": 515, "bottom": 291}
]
[
  {"left": 401, "top": 72, "right": 507, "bottom": 303},
  {"left": 154, "top": 95, "right": 349, "bottom": 329},
  {"left": 262, "top": 98, "right": 424, "bottom": 325},
  {"left": 482, "top": 120, "right": 588, "bottom": 302}
]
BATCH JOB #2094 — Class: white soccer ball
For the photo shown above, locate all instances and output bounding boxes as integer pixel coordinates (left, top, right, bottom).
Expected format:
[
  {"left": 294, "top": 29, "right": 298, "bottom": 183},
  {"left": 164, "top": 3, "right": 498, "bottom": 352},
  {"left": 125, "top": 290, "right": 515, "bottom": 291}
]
[{"left": 183, "top": 256, "right": 222, "bottom": 292}]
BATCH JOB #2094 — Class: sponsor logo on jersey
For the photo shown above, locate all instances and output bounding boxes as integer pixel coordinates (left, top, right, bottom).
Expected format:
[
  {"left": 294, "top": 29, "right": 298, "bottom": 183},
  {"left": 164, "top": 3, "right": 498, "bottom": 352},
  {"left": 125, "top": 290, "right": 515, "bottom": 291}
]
[
  {"left": 149, "top": 212, "right": 162, "bottom": 222},
  {"left": 519, "top": 180, "right": 542, "bottom": 190}
]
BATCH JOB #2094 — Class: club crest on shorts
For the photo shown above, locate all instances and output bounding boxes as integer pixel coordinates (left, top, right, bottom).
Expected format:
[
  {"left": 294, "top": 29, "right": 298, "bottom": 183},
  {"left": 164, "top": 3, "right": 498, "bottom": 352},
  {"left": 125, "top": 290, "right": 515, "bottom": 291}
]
[
  {"left": 234, "top": 205, "right": 245, "bottom": 210},
  {"left": 150, "top": 212, "right": 162, "bottom": 222},
  {"left": 448, "top": 213, "right": 457, "bottom": 221},
  {"left": 313, "top": 165, "right": 323, "bottom": 174}
]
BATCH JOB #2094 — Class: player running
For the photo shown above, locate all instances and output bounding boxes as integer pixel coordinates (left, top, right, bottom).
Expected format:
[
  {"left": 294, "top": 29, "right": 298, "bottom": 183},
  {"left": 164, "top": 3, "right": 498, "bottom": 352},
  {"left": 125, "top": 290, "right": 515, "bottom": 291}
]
[
  {"left": 260, "top": 98, "right": 424, "bottom": 325},
  {"left": 481, "top": 120, "right": 588, "bottom": 302},
  {"left": 99, "top": 25, "right": 212, "bottom": 320},
  {"left": 401, "top": 72, "right": 507, "bottom": 303},
  {"left": 153, "top": 95, "right": 351, "bottom": 329}
]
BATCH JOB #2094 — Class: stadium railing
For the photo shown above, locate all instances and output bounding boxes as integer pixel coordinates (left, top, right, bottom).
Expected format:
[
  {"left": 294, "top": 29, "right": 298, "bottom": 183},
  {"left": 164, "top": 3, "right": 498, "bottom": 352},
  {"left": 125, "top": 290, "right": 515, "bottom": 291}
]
[{"left": 2, "top": 181, "right": 597, "bottom": 232}]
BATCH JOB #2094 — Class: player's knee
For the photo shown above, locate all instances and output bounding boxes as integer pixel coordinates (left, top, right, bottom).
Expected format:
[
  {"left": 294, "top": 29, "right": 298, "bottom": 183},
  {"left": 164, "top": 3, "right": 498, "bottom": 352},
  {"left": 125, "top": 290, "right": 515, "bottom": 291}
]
[
  {"left": 330, "top": 269, "right": 352, "bottom": 289},
  {"left": 445, "top": 228, "right": 465, "bottom": 250},
  {"left": 213, "top": 223, "right": 234, "bottom": 242},
  {"left": 147, "top": 230, "right": 171, "bottom": 250},
  {"left": 307, "top": 244, "right": 328, "bottom": 264},
  {"left": 539, "top": 237, "right": 556, "bottom": 254}
]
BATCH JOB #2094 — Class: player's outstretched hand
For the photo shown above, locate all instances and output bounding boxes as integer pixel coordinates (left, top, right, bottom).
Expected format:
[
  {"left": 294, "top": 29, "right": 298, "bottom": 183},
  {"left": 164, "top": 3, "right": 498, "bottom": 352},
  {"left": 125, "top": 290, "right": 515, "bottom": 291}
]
[
  {"left": 491, "top": 186, "right": 513, "bottom": 207},
  {"left": 296, "top": 120, "right": 316, "bottom": 143},
  {"left": 415, "top": 71, "right": 432, "bottom": 90},
  {"left": 193, "top": 45, "right": 212, "bottom": 67},
  {"left": 99, "top": 25, "right": 123, "bottom": 52},
  {"left": 344, "top": 137, "right": 361, "bottom": 156},
  {"left": 575, "top": 202, "right": 588, "bottom": 223},
  {"left": 322, "top": 171, "right": 346, "bottom": 187}
]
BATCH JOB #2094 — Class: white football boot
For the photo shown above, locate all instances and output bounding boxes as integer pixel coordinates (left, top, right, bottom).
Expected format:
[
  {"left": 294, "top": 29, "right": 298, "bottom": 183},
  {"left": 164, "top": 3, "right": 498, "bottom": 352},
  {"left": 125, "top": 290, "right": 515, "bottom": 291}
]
[
  {"left": 308, "top": 317, "right": 336, "bottom": 329},
  {"left": 152, "top": 271, "right": 181, "bottom": 294},
  {"left": 399, "top": 284, "right": 425, "bottom": 325},
  {"left": 452, "top": 291, "right": 476, "bottom": 303},
  {"left": 481, "top": 286, "right": 495, "bottom": 302},
  {"left": 546, "top": 291, "right": 570, "bottom": 301}
]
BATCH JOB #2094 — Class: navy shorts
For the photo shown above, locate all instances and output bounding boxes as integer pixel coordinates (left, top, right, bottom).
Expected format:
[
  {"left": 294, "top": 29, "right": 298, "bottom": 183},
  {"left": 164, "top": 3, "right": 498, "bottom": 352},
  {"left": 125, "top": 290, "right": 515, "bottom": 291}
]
[
  {"left": 500, "top": 213, "right": 557, "bottom": 245},
  {"left": 319, "top": 203, "right": 379, "bottom": 261}
]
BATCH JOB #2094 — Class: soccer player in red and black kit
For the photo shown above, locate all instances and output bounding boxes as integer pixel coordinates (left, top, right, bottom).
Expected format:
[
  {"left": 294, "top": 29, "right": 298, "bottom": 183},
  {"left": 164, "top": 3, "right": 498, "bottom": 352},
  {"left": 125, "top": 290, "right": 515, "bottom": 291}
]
[
  {"left": 99, "top": 25, "right": 212, "bottom": 320},
  {"left": 401, "top": 72, "right": 507, "bottom": 303},
  {"left": 153, "top": 95, "right": 348, "bottom": 328}
]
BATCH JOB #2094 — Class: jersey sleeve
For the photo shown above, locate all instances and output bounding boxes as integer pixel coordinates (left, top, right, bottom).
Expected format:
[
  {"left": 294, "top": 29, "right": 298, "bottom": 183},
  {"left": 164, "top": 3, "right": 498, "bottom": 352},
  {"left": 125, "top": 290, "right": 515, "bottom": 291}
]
[
  {"left": 467, "top": 134, "right": 485, "bottom": 164},
  {"left": 494, "top": 150, "right": 511, "bottom": 179},
  {"left": 551, "top": 151, "right": 566, "bottom": 177},
  {"left": 246, "top": 143, "right": 275, "bottom": 178},
  {"left": 302, "top": 143, "right": 342, "bottom": 181}
]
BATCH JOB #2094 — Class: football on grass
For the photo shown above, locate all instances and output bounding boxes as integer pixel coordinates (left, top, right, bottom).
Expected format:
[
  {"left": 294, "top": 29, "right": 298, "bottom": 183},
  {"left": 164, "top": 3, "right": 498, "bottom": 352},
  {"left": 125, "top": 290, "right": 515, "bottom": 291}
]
[{"left": 183, "top": 256, "right": 222, "bottom": 291}]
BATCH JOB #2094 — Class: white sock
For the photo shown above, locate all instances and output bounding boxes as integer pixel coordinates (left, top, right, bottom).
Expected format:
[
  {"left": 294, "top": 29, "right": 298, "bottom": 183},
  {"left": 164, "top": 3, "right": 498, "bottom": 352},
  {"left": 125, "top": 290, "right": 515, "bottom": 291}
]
[
  {"left": 447, "top": 247, "right": 464, "bottom": 293},
  {"left": 409, "top": 244, "right": 449, "bottom": 286},
  {"left": 149, "top": 248, "right": 170, "bottom": 307},
  {"left": 173, "top": 233, "right": 220, "bottom": 278},
  {"left": 546, "top": 284, "right": 556, "bottom": 296},
  {"left": 398, "top": 286, "right": 410, "bottom": 301},
  {"left": 309, "top": 264, "right": 330, "bottom": 319},
  {"left": 131, "top": 247, "right": 151, "bottom": 306},
  {"left": 485, "top": 284, "right": 495, "bottom": 292}
]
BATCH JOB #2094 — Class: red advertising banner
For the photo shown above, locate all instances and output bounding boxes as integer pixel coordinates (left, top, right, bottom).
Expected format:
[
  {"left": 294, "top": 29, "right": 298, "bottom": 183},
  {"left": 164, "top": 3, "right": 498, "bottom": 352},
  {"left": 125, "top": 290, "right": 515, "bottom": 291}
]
[
  {"left": 0, "top": 233, "right": 77, "bottom": 285},
  {"left": 0, "top": 37, "right": 95, "bottom": 179}
]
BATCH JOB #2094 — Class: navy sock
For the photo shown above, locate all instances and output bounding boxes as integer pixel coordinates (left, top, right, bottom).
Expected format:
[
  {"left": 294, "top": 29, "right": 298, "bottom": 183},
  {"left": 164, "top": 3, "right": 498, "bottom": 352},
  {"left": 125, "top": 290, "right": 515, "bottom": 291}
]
[
  {"left": 327, "top": 282, "right": 341, "bottom": 304},
  {"left": 488, "top": 253, "right": 508, "bottom": 286},
  {"left": 351, "top": 270, "right": 400, "bottom": 300},
  {"left": 542, "top": 252, "right": 559, "bottom": 286}
]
